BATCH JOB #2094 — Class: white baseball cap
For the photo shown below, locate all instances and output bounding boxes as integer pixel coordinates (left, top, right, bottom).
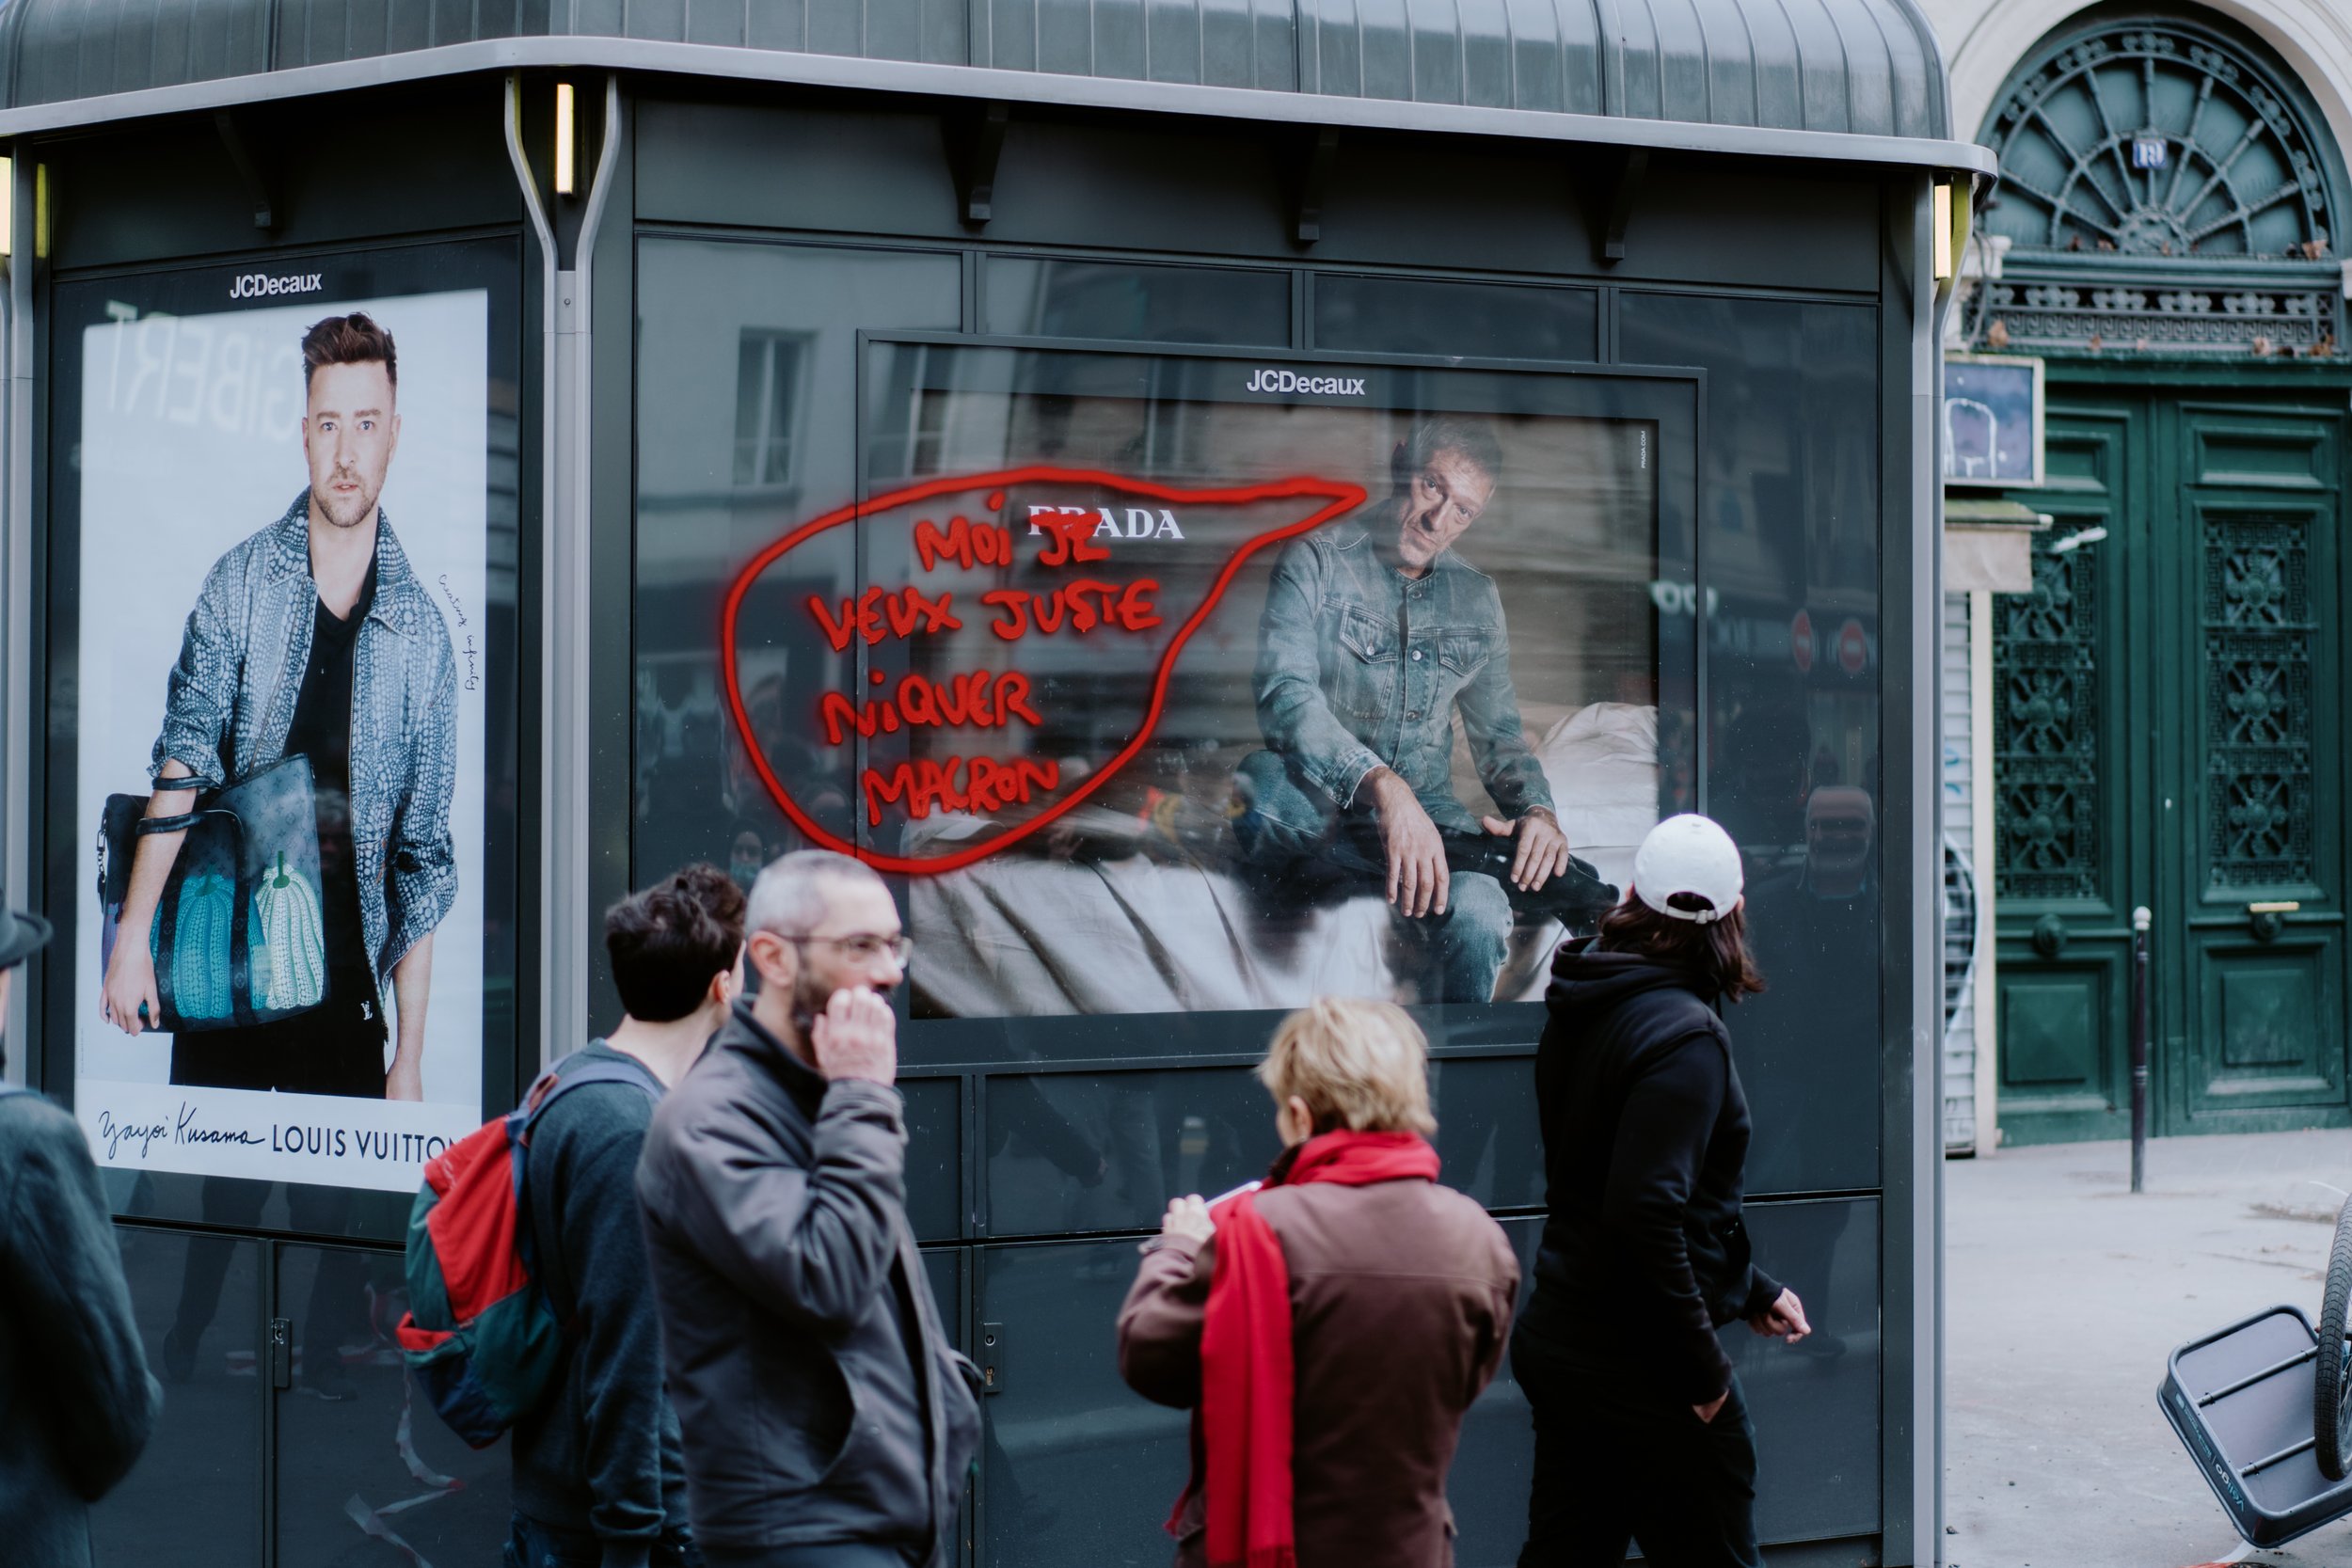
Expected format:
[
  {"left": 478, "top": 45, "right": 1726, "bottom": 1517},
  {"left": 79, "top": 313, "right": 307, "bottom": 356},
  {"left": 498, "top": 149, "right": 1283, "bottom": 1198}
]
[{"left": 1631, "top": 815, "right": 1743, "bottom": 925}]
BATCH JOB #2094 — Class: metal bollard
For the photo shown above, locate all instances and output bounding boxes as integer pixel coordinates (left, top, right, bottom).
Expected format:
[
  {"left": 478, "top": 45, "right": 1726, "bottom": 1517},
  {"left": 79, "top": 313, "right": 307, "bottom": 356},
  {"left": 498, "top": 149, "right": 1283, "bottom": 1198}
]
[{"left": 2131, "top": 906, "right": 2151, "bottom": 1195}]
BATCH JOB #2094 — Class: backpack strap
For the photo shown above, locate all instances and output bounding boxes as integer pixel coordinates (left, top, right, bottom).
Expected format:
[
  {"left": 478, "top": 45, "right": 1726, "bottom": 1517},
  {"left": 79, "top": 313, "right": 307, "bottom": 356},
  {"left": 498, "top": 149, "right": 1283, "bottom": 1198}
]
[
  {"left": 520, "top": 1054, "right": 664, "bottom": 1136},
  {"left": 515, "top": 1052, "right": 664, "bottom": 1329}
]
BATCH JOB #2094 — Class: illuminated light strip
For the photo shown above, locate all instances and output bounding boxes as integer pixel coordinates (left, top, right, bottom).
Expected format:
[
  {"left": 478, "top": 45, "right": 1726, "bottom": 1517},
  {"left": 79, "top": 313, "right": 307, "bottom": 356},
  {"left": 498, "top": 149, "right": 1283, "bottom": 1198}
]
[{"left": 720, "top": 466, "right": 1367, "bottom": 876}]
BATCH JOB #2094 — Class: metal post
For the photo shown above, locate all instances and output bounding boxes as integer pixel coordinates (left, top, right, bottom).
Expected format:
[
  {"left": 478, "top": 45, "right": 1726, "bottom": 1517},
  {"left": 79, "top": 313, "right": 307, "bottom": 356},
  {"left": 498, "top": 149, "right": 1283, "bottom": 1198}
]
[{"left": 2131, "top": 906, "right": 2152, "bottom": 1194}]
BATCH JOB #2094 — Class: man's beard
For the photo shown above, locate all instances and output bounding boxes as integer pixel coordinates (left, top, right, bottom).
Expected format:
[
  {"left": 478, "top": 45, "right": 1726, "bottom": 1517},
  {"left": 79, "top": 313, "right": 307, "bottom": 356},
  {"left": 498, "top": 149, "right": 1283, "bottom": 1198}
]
[
  {"left": 788, "top": 969, "right": 893, "bottom": 1037},
  {"left": 315, "top": 475, "right": 379, "bottom": 530}
]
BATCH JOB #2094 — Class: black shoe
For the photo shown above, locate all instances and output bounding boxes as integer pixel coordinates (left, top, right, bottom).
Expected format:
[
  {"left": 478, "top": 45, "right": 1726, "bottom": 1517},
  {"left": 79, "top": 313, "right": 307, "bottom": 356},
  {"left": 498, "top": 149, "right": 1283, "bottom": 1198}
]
[{"left": 161, "top": 1327, "right": 197, "bottom": 1384}]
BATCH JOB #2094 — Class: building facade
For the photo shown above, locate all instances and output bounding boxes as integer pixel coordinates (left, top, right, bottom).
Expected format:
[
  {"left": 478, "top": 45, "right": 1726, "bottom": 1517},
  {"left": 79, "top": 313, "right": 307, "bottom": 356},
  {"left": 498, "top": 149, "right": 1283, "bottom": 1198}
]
[
  {"left": 1930, "top": 0, "right": 2352, "bottom": 1148},
  {"left": 0, "top": 4, "right": 1979, "bottom": 1563}
]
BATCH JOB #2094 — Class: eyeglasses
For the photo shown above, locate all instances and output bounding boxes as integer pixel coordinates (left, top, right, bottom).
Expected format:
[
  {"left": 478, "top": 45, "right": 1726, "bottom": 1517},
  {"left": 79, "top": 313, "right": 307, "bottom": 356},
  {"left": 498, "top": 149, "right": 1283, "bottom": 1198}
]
[{"left": 779, "top": 931, "right": 914, "bottom": 964}]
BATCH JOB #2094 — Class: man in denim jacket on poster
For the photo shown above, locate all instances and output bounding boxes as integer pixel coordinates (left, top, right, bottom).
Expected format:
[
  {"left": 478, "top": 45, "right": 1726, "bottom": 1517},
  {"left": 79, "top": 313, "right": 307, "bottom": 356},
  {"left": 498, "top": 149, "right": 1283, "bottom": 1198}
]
[
  {"left": 1238, "top": 417, "right": 1568, "bottom": 1004},
  {"left": 101, "top": 311, "right": 458, "bottom": 1102}
]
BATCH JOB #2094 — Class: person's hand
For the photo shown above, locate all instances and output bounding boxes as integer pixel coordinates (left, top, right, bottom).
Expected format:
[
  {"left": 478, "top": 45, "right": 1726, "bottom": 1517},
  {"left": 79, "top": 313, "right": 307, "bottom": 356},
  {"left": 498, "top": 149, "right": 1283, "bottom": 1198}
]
[
  {"left": 384, "top": 1055, "right": 423, "bottom": 1102},
  {"left": 1370, "top": 771, "right": 1448, "bottom": 916},
  {"left": 1747, "top": 1288, "right": 1811, "bottom": 1344},
  {"left": 101, "top": 938, "right": 160, "bottom": 1037},
  {"left": 1482, "top": 808, "right": 1571, "bottom": 892},
  {"left": 1160, "top": 1195, "right": 1214, "bottom": 1245},
  {"left": 1692, "top": 1390, "right": 1729, "bottom": 1424},
  {"left": 812, "top": 987, "right": 898, "bottom": 1085}
]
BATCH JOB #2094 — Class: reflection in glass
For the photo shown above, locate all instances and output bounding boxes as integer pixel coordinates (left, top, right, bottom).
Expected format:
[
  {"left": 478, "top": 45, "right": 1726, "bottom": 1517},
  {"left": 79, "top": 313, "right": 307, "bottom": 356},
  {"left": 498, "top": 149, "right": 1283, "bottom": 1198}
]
[
  {"left": 1314, "top": 275, "right": 1599, "bottom": 363},
  {"left": 275, "top": 1241, "right": 511, "bottom": 1562},
  {"left": 971, "top": 1206, "right": 1872, "bottom": 1564},
  {"left": 901, "top": 1074, "right": 964, "bottom": 1243},
  {"left": 985, "top": 1069, "right": 1279, "bottom": 1237},
  {"left": 1619, "top": 294, "right": 1883, "bottom": 1197},
  {"left": 981, "top": 257, "right": 1290, "bottom": 345},
  {"left": 829, "top": 344, "right": 1662, "bottom": 1019},
  {"left": 93, "top": 1226, "right": 263, "bottom": 1564},
  {"left": 981, "top": 1240, "right": 1190, "bottom": 1565},
  {"left": 1449, "top": 1217, "right": 1540, "bottom": 1567},
  {"left": 1430, "top": 1056, "right": 1545, "bottom": 1212},
  {"left": 1733, "top": 1198, "right": 1883, "bottom": 1543},
  {"left": 633, "top": 239, "right": 962, "bottom": 893}
]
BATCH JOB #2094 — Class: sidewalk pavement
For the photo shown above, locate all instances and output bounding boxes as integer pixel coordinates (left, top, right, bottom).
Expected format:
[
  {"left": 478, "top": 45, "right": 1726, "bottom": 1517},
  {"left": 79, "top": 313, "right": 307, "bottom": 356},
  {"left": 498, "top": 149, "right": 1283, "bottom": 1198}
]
[{"left": 1947, "top": 1128, "right": 2352, "bottom": 1568}]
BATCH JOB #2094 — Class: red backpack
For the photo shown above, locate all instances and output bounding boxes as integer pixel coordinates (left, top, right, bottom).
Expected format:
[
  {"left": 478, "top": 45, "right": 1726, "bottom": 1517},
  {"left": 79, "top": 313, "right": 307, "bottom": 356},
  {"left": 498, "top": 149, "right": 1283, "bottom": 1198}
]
[{"left": 396, "top": 1053, "right": 661, "bottom": 1448}]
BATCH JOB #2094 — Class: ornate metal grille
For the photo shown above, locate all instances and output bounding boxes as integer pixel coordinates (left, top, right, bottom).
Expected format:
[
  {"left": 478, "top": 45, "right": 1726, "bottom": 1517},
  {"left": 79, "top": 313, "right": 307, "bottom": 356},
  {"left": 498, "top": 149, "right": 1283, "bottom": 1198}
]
[
  {"left": 1971, "top": 18, "right": 2347, "bottom": 356},
  {"left": 1994, "top": 545, "right": 2101, "bottom": 900},
  {"left": 1986, "top": 24, "right": 2330, "bottom": 258},
  {"left": 2204, "top": 514, "right": 2314, "bottom": 888}
]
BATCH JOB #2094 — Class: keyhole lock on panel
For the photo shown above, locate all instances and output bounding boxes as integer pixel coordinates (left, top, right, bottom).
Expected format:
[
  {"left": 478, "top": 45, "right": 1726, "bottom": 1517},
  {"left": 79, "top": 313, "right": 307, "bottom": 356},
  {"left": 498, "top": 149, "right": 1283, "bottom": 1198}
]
[
  {"left": 268, "top": 1317, "right": 293, "bottom": 1389},
  {"left": 979, "top": 1321, "right": 1004, "bottom": 1393}
]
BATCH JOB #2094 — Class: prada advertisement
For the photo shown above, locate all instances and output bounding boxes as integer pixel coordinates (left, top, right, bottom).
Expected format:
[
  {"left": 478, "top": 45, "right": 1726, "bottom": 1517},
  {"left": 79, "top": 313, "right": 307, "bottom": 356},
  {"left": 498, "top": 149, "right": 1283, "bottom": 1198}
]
[
  {"left": 54, "top": 242, "right": 519, "bottom": 1194},
  {"left": 722, "top": 341, "right": 1692, "bottom": 1020}
]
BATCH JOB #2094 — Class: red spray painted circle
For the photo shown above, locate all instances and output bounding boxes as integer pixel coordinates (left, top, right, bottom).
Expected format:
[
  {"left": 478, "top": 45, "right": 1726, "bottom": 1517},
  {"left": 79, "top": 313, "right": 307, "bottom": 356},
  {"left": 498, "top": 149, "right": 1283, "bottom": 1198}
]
[{"left": 722, "top": 466, "right": 1369, "bottom": 876}]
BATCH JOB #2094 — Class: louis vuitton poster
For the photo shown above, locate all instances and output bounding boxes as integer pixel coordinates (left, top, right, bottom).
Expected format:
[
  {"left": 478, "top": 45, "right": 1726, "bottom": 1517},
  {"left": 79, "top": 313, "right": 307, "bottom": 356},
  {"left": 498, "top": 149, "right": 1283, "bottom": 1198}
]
[{"left": 56, "top": 242, "right": 519, "bottom": 1193}]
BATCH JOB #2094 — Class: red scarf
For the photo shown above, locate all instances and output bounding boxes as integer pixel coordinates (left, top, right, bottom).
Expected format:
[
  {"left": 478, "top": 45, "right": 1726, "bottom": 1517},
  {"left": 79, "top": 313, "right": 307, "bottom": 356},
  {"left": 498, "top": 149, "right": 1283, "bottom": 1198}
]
[{"left": 1174, "top": 1129, "right": 1443, "bottom": 1568}]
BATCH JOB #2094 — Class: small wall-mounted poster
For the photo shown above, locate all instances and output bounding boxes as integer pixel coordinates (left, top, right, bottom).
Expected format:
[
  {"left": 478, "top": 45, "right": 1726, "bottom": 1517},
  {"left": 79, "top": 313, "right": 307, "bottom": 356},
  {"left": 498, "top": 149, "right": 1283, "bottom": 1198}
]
[{"left": 1942, "top": 353, "right": 2045, "bottom": 488}]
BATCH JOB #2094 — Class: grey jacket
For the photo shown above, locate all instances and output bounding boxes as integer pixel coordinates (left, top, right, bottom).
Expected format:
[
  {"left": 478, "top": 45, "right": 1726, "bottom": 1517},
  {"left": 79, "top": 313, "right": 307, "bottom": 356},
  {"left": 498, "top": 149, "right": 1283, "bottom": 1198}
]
[
  {"left": 151, "top": 491, "right": 459, "bottom": 990},
  {"left": 635, "top": 1004, "right": 980, "bottom": 1560},
  {"left": 1256, "top": 519, "right": 1552, "bottom": 828},
  {"left": 0, "top": 1088, "right": 162, "bottom": 1567}
]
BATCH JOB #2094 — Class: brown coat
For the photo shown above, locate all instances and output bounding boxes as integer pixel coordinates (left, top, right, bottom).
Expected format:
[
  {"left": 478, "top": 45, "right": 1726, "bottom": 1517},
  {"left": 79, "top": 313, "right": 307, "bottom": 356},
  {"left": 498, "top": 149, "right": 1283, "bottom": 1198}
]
[{"left": 1116, "top": 1176, "right": 1520, "bottom": 1568}]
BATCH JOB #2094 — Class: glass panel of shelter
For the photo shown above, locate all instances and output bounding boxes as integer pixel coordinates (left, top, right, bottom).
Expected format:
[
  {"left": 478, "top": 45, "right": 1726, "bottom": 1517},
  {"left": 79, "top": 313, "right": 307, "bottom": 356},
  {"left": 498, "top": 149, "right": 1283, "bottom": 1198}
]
[
  {"left": 1618, "top": 292, "right": 1885, "bottom": 1201},
  {"left": 980, "top": 256, "right": 1291, "bottom": 345},
  {"left": 273, "top": 1238, "right": 511, "bottom": 1563},
  {"left": 632, "top": 237, "right": 1875, "bottom": 1560},
  {"left": 92, "top": 1223, "right": 266, "bottom": 1566}
]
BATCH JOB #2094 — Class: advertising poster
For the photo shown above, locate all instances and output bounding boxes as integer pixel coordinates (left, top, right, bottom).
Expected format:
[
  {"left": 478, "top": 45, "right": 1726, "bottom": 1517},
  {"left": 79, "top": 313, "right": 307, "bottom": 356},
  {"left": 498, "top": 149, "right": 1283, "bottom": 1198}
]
[
  {"left": 65, "top": 255, "right": 506, "bottom": 1193},
  {"left": 718, "top": 343, "right": 1686, "bottom": 1022}
]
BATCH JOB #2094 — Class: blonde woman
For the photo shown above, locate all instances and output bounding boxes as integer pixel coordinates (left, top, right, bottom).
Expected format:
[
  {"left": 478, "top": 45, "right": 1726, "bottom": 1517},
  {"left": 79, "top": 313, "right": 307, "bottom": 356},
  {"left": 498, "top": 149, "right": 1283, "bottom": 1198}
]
[{"left": 1118, "top": 998, "right": 1519, "bottom": 1568}]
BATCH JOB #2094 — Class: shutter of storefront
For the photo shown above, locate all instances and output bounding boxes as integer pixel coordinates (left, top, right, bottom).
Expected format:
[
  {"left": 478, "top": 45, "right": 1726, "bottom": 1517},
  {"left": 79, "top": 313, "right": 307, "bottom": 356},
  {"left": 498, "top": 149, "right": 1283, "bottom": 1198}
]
[{"left": 1942, "top": 590, "right": 1978, "bottom": 1153}]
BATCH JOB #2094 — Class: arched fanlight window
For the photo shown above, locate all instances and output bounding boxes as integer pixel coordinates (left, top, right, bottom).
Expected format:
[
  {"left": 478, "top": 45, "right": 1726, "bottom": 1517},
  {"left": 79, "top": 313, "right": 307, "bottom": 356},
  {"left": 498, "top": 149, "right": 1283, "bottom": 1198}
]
[
  {"left": 1970, "top": 10, "right": 2349, "bottom": 355},
  {"left": 1982, "top": 12, "right": 2343, "bottom": 259}
]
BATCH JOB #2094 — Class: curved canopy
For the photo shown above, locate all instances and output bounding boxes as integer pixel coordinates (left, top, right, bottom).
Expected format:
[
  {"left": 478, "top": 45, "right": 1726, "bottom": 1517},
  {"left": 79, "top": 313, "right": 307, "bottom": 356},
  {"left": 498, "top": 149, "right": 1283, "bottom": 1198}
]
[{"left": 0, "top": 0, "right": 1957, "bottom": 147}]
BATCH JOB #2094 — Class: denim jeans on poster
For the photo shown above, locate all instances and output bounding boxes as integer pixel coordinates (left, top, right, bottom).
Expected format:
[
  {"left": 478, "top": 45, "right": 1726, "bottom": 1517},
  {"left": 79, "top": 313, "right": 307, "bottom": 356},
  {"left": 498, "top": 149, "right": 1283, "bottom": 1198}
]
[{"left": 505, "top": 1512, "right": 704, "bottom": 1568}]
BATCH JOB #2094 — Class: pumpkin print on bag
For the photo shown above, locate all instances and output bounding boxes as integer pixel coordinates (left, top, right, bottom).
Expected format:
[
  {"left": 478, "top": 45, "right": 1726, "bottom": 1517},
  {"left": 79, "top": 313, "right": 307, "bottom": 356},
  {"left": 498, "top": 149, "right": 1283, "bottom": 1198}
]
[
  {"left": 152, "top": 872, "right": 236, "bottom": 1022},
  {"left": 251, "top": 850, "right": 328, "bottom": 1013}
]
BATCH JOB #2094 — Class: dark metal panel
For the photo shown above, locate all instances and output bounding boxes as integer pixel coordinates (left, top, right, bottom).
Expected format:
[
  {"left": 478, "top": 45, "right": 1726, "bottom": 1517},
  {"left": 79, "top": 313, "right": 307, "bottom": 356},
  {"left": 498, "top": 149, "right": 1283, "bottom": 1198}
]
[
  {"left": 633, "top": 98, "right": 966, "bottom": 231},
  {"left": 90, "top": 1226, "right": 266, "bottom": 1561},
  {"left": 40, "top": 83, "right": 517, "bottom": 271},
  {"left": 1877, "top": 166, "right": 1933, "bottom": 1565},
  {"left": 905, "top": 1074, "right": 968, "bottom": 1241},
  {"left": 974, "top": 1201, "right": 1878, "bottom": 1563},
  {"left": 1600, "top": 156, "right": 1879, "bottom": 292}
]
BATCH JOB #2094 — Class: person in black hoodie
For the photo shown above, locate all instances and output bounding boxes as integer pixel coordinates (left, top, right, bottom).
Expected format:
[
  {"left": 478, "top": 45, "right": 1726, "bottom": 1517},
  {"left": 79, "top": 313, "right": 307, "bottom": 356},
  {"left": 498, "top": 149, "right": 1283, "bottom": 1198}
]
[{"left": 1514, "top": 814, "right": 1811, "bottom": 1568}]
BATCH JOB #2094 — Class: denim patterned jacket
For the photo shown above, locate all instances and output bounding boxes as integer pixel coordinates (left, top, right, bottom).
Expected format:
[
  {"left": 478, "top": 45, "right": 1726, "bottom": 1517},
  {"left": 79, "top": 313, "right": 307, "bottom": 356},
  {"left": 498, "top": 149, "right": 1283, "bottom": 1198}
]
[
  {"left": 151, "top": 491, "right": 459, "bottom": 992},
  {"left": 1255, "top": 520, "right": 1553, "bottom": 830}
]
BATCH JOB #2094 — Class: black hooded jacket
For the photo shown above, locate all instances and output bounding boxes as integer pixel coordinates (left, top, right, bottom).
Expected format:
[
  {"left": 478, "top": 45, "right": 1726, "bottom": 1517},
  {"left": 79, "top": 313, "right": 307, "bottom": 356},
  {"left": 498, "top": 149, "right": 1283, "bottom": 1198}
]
[{"left": 1521, "top": 940, "right": 1780, "bottom": 1402}]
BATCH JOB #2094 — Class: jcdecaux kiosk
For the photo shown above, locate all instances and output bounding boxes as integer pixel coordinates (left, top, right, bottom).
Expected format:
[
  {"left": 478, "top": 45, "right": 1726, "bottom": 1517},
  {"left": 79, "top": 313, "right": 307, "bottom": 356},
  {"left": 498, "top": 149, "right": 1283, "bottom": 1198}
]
[{"left": 0, "top": 2, "right": 1990, "bottom": 1562}]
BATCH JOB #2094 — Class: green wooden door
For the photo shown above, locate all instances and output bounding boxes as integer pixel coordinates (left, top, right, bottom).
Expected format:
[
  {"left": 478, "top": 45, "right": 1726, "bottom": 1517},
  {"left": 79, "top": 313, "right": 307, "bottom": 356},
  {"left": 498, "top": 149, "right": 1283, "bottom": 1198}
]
[{"left": 1992, "top": 386, "right": 2352, "bottom": 1144}]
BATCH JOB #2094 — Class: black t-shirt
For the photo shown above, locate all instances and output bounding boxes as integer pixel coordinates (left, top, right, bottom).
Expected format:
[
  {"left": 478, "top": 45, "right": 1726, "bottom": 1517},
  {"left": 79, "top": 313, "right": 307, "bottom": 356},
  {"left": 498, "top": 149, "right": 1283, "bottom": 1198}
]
[{"left": 281, "top": 557, "right": 377, "bottom": 983}]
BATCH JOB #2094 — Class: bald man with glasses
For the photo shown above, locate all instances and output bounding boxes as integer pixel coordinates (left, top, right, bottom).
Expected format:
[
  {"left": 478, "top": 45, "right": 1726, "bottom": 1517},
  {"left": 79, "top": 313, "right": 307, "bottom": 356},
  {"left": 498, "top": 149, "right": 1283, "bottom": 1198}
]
[{"left": 636, "top": 850, "right": 979, "bottom": 1568}]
